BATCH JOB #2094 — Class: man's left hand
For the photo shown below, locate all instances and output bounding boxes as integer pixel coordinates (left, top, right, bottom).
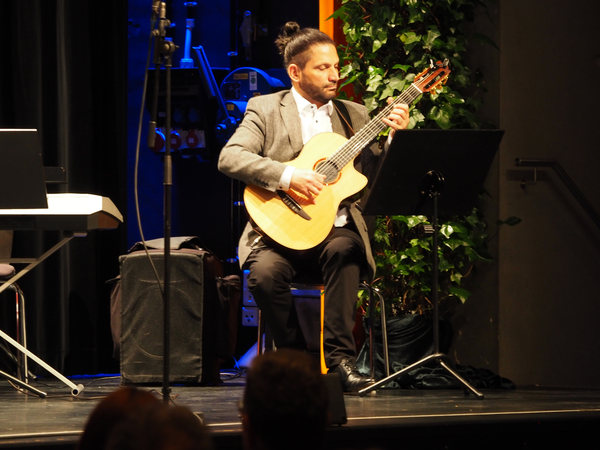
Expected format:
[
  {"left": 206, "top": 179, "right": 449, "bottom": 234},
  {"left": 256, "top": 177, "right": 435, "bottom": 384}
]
[{"left": 382, "top": 98, "right": 409, "bottom": 138}]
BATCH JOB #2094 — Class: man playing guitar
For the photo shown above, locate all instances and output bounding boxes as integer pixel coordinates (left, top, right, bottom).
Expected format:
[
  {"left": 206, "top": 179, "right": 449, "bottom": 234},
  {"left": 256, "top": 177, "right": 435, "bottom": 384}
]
[{"left": 218, "top": 22, "right": 409, "bottom": 391}]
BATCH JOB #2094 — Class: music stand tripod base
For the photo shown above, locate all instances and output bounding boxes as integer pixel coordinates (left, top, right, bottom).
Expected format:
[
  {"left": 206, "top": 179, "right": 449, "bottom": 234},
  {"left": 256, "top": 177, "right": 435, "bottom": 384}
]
[{"left": 358, "top": 353, "right": 484, "bottom": 399}]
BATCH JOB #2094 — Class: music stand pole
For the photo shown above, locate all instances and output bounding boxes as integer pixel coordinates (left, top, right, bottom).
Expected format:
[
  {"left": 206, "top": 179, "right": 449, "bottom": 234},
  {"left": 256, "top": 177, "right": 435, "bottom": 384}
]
[{"left": 359, "top": 171, "right": 484, "bottom": 399}]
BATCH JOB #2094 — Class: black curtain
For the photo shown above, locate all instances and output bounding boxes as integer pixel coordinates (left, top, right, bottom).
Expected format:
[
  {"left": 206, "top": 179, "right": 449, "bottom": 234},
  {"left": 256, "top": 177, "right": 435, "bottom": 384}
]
[{"left": 0, "top": 1, "right": 128, "bottom": 375}]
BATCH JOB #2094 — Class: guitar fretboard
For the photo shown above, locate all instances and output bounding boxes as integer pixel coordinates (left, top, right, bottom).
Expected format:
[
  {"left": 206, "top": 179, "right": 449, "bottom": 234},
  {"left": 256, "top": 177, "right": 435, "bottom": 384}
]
[{"left": 317, "top": 83, "right": 423, "bottom": 182}]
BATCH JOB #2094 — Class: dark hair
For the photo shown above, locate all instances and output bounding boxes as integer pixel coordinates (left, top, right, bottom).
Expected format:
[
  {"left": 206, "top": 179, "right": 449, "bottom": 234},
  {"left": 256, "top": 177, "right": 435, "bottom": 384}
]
[
  {"left": 106, "top": 403, "right": 213, "bottom": 450},
  {"left": 77, "top": 387, "right": 160, "bottom": 450},
  {"left": 242, "top": 349, "right": 329, "bottom": 450},
  {"left": 275, "top": 21, "right": 335, "bottom": 69}
]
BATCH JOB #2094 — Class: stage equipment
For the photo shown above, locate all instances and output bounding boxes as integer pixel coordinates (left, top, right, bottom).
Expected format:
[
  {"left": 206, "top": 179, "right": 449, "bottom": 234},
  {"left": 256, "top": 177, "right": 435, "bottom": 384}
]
[
  {"left": 357, "top": 129, "right": 504, "bottom": 398},
  {"left": 118, "top": 238, "right": 239, "bottom": 385},
  {"left": 0, "top": 129, "right": 123, "bottom": 397},
  {"left": 216, "top": 67, "right": 285, "bottom": 142},
  {"left": 146, "top": 66, "right": 227, "bottom": 159},
  {"left": 180, "top": 2, "right": 197, "bottom": 69}
]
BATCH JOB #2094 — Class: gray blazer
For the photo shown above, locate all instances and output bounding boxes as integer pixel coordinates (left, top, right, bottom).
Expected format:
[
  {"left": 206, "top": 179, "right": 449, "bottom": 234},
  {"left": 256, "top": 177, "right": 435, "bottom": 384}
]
[{"left": 218, "top": 90, "right": 381, "bottom": 280}]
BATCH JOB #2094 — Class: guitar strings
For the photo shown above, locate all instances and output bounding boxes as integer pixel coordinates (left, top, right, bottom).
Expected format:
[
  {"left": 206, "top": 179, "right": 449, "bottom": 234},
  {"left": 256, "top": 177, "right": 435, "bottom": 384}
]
[
  {"left": 316, "top": 84, "right": 422, "bottom": 181},
  {"left": 326, "top": 85, "right": 420, "bottom": 170}
]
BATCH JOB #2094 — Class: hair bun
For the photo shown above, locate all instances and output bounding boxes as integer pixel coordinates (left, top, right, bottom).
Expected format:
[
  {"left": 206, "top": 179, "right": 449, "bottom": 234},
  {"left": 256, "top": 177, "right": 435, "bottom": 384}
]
[
  {"left": 274, "top": 22, "right": 333, "bottom": 68},
  {"left": 282, "top": 22, "right": 300, "bottom": 37}
]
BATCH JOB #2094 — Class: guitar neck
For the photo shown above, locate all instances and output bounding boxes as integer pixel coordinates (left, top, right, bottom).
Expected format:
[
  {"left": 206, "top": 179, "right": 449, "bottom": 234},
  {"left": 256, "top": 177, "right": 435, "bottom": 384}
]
[{"left": 322, "top": 83, "right": 423, "bottom": 173}]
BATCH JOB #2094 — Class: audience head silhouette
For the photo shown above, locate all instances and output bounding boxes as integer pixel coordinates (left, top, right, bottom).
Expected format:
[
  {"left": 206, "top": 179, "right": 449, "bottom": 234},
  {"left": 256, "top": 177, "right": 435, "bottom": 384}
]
[
  {"left": 78, "top": 386, "right": 211, "bottom": 450},
  {"left": 240, "top": 349, "right": 329, "bottom": 450}
]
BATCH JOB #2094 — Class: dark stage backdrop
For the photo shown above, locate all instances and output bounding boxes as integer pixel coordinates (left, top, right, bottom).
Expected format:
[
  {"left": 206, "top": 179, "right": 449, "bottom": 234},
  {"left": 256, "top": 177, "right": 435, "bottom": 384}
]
[{"left": 0, "top": 1, "right": 128, "bottom": 375}]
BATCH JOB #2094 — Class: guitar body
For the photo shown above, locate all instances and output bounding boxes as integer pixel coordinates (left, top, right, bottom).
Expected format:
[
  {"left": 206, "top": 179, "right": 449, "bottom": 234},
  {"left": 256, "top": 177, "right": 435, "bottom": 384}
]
[{"left": 244, "top": 132, "right": 368, "bottom": 250}]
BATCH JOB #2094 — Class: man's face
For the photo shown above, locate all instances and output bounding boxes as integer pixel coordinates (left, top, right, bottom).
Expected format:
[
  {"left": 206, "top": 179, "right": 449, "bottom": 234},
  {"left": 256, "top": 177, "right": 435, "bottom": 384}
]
[{"left": 290, "top": 43, "right": 339, "bottom": 107}]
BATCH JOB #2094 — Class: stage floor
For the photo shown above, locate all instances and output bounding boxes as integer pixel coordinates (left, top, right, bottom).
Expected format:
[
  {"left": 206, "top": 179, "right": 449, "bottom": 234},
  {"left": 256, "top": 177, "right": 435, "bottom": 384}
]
[{"left": 1, "top": 373, "right": 599, "bottom": 450}]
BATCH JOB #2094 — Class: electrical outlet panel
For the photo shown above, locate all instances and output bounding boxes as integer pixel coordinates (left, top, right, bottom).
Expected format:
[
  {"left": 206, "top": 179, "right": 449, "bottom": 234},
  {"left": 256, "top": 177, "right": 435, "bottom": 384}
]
[{"left": 242, "top": 306, "right": 259, "bottom": 327}]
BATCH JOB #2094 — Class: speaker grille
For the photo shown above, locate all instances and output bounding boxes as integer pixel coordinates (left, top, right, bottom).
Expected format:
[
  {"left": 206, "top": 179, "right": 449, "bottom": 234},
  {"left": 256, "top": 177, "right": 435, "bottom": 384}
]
[{"left": 120, "top": 250, "right": 204, "bottom": 384}]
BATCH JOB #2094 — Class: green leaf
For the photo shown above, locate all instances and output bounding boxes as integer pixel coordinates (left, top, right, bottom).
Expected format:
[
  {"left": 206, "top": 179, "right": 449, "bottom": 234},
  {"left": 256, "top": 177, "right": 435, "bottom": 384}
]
[
  {"left": 410, "top": 260, "right": 428, "bottom": 274},
  {"left": 379, "top": 85, "right": 394, "bottom": 100},
  {"left": 454, "top": 73, "right": 470, "bottom": 88},
  {"left": 366, "top": 74, "right": 383, "bottom": 92},
  {"left": 444, "top": 93, "right": 466, "bottom": 104},
  {"left": 388, "top": 76, "right": 406, "bottom": 93},
  {"left": 428, "top": 104, "right": 454, "bottom": 129},
  {"left": 440, "top": 223, "right": 454, "bottom": 239},
  {"left": 465, "top": 246, "right": 493, "bottom": 263},
  {"left": 445, "top": 222, "right": 469, "bottom": 237},
  {"left": 363, "top": 95, "right": 379, "bottom": 113},
  {"left": 438, "top": 257, "right": 454, "bottom": 272},
  {"left": 423, "top": 27, "right": 441, "bottom": 50},
  {"left": 444, "top": 238, "right": 471, "bottom": 251},
  {"left": 406, "top": 215, "right": 429, "bottom": 228},
  {"left": 449, "top": 286, "right": 471, "bottom": 304},
  {"left": 408, "top": 107, "right": 425, "bottom": 129},
  {"left": 450, "top": 271, "right": 463, "bottom": 284},
  {"left": 405, "top": 246, "right": 424, "bottom": 262},
  {"left": 408, "top": 6, "right": 425, "bottom": 24},
  {"left": 497, "top": 216, "right": 522, "bottom": 226},
  {"left": 392, "top": 64, "right": 412, "bottom": 72},
  {"left": 400, "top": 32, "right": 421, "bottom": 54},
  {"left": 339, "top": 64, "right": 353, "bottom": 79},
  {"left": 409, "top": 238, "right": 431, "bottom": 251}
]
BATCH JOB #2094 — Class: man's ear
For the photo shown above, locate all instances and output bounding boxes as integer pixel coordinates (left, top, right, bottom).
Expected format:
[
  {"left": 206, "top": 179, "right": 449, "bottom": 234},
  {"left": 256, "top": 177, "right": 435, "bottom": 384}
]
[{"left": 288, "top": 64, "right": 300, "bottom": 83}]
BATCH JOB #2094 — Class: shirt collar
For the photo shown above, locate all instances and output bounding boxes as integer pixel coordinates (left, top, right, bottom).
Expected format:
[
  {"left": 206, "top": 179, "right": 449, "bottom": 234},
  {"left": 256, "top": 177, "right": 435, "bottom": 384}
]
[{"left": 291, "top": 87, "right": 334, "bottom": 116}]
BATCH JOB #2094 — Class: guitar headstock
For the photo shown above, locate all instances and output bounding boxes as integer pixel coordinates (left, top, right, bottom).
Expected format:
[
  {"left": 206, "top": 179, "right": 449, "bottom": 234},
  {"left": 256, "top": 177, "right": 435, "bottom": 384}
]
[{"left": 414, "top": 59, "right": 451, "bottom": 93}]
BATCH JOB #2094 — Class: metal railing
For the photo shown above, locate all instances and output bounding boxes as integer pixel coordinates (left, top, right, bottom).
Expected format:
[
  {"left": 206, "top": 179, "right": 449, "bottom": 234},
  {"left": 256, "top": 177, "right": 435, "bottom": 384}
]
[{"left": 515, "top": 158, "right": 600, "bottom": 231}]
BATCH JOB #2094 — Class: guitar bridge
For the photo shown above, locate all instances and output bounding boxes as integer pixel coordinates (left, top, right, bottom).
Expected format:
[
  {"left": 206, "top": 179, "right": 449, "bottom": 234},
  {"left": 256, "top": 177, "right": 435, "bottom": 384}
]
[{"left": 277, "top": 190, "right": 311, "bottom": 221}]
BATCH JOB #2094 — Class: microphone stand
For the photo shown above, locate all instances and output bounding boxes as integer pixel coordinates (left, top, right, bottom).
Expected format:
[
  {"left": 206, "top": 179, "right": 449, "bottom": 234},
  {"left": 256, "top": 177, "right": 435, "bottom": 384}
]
[{"left": 148, "top": 2, "right": 177, "bottom": 404}]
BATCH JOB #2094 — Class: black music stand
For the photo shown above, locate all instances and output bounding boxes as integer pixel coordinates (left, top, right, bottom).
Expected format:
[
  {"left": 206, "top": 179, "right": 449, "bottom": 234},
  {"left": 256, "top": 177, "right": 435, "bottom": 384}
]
[{"left": 358, "top": 129, "right": 504, "bottom": 398}]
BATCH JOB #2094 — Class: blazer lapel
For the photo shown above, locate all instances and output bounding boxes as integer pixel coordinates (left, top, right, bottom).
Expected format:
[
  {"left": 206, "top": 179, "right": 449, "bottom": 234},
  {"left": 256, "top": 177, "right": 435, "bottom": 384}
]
[
  {"left": 280, "top": 92, "right": 304, "bottom": 156},
  {"left": 331, "top": 109, "right": 346, "bottom": 136}
]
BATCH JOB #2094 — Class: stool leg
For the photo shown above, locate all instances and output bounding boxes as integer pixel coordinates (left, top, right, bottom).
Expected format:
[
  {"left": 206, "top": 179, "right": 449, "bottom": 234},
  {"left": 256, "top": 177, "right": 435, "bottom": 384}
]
[
  {"left": 17, "top": 286, "right": 28, "bottom": 382},
  {"left": 257, "top": 309, "right": 262, "bottom": 357},
  {"left": 319, "top": 289, "right": 327, "bottom": 375}
]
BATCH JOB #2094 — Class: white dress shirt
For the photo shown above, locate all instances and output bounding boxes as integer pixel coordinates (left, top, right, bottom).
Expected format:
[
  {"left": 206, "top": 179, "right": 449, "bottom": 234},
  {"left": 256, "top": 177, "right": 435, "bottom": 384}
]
[{"left": 279, "top": 87, "right": 349, "bottom": 227}]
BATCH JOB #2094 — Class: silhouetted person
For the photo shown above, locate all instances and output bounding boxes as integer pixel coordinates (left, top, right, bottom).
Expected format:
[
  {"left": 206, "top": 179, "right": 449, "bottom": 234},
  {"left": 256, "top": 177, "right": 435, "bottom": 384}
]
[
  {"left": 240, "top": 349, "right": 329, "bottom": 450},
  {"left": 78, "top": 387, "right": 160, "bottom": 450},
  {"left": 105, "top": 402, "right": 212, "bottom": 450},
  {"left": 78, "top": 386, "right": 211, "bottom": 450}
]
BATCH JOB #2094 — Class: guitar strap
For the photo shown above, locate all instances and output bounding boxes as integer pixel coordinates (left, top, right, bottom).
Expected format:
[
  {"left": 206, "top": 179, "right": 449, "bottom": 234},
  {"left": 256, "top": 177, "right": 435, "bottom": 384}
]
[{"left": 332, "top": 99, "right": 355, "bottom": 138}]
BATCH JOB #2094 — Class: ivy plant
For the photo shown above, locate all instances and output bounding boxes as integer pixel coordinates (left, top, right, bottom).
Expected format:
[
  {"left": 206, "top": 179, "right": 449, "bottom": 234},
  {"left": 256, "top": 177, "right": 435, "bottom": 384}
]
[
  {"left": 367, "top": 209, "right": 520, "bottom": 317},
  {"left": 332, "top": 0, "right": 497, "bottom": 130},
  {"left": 331, "top": 0, "right": 513, "bottom": 315}
]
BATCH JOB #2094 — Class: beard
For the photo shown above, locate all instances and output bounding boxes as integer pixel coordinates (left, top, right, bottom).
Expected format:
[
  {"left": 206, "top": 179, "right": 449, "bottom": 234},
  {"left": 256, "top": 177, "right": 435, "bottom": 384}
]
[{"left": 299, "top": 80, "right": 338, "bottom": 105}]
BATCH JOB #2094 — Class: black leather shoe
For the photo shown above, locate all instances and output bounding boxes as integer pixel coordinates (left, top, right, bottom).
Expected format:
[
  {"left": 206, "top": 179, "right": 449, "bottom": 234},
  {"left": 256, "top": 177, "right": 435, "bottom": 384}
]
[{"left": 330, "top": 358, "right": 375, "bottom": 392}]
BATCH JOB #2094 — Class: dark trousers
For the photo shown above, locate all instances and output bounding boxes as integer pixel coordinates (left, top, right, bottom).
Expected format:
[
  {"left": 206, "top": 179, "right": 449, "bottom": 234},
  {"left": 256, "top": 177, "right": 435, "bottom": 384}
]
[{"left": 244, "top": 227, "right": 366, "bottom": 368}]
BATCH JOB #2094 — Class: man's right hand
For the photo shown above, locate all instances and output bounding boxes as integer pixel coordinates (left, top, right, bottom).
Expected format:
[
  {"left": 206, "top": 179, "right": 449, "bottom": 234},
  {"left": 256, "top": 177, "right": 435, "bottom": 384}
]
[{"left": 290, "top": 169, "right": 326, "bottom": 203}]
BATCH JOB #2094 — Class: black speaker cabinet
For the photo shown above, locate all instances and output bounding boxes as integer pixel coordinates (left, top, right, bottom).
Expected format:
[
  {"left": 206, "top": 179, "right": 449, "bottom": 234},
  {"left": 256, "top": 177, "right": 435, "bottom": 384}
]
[{"left": 120, "top": 249, "right": 218, "bottom": 385}]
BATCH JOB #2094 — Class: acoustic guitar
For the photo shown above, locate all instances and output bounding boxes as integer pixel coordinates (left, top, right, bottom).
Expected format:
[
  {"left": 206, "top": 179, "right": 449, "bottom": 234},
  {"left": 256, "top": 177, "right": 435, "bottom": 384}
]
[{"left": 244, "top": 60, "right": 451, "bottom": 250}]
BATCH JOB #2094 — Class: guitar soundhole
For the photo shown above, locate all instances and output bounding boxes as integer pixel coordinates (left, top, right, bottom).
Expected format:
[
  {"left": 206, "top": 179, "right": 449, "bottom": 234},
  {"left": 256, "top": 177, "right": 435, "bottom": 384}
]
[{"left": 314, "top": 159, "right": 341, "bottom": 184}]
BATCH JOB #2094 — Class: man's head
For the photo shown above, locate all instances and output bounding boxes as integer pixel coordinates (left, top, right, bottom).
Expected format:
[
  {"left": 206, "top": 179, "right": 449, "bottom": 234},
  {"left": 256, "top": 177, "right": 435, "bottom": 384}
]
[
  {"left": 275, "top": 22, "right": 339, "bottom": 108},
  {"left": 240, "top": 349, "right": 329, "bottom": 450}
]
